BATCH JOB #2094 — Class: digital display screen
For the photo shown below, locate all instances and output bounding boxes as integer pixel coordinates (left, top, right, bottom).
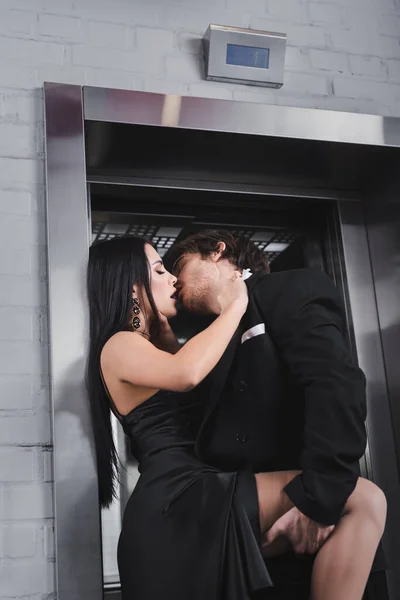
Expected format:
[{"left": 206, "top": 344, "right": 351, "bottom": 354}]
[{"left": 226, "top": 44, "right": 270, "bottom": 69}]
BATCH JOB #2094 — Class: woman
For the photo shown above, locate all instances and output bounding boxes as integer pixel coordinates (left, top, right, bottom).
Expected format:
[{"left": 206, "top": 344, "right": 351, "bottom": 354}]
[{"left": 87, "top": 235, "right": 386, "bottom": 600}]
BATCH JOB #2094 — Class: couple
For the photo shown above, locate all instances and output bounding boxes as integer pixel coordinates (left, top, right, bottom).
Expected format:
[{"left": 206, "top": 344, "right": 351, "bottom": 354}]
[{"left": 86, "top": 229, "right": 386, "bottom": 600}]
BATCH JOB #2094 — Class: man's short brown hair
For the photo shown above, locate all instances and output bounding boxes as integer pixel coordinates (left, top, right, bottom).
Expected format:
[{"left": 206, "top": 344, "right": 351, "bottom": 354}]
[{"left": 173, "top": 229, "right": 270, "bottom": 274}]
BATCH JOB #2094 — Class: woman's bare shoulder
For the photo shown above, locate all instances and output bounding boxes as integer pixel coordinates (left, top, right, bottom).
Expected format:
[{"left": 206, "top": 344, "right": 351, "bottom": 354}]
[
  {"left": 100, "top": 329, "right": 184, "bottom": 391},
  {"left": 101, "top": 331, "right": 147, "bottom": 360}
]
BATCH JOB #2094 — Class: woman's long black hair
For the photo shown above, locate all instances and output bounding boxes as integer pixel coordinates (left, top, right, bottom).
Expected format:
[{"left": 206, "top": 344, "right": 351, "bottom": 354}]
[{"left": 86, "top": 236, "right": 161, "bottom": 508}]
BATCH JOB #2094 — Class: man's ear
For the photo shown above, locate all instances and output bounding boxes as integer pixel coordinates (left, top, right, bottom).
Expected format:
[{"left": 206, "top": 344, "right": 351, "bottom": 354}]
[{"left": 210, "top": 241, "right": 226, "bottom": 263}]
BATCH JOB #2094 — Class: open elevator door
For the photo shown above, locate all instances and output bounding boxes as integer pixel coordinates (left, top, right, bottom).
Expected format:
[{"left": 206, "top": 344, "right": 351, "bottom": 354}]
[
  {"left": 88, "top": 183, "right": 382, "bottom": 600},
  {"left": 84, "top": 116, "right": 396, "bottom": 600}
]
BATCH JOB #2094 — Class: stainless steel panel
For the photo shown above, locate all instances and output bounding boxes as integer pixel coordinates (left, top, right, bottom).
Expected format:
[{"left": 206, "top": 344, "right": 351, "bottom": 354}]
[
  {"left": 86, "top": 174, "right": 361, "bottom": 202},
  {"left": 338, "top": 201, "right": 400, "bottom": 600},
  {"left": 44, "top": 83, "right": 102, "bottom": 600},
  {"left": 83, "top": 86, "right": 400, "bottom": 147},
  {"left": 365, "top": 185, "right": 400, "bottom": 600}
]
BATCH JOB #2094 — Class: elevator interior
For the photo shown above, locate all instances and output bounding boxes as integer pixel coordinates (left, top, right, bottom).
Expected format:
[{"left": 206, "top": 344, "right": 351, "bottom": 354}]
[
  {"left": 43, "top": 84, "right": 400, "bottom": 600},
  {"left": 84, "top": 118, "right": 397, "bottom": 599}
]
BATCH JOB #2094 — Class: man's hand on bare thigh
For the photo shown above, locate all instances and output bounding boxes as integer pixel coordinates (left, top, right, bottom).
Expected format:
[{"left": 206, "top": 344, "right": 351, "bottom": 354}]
[{"left": 263, "top": 507, "right": 334, "bottom": 555}]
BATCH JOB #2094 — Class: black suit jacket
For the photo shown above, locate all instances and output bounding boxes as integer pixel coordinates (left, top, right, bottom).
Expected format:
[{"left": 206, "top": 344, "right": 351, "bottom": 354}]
[{"left": 195, "top": 268, "right": 367, "bottom": 526}]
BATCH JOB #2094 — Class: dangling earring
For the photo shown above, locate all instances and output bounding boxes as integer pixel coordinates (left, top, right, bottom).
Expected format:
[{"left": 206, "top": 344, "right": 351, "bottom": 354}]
[{"left": 131, "top": 297, "right": 141, "bottom": 330}]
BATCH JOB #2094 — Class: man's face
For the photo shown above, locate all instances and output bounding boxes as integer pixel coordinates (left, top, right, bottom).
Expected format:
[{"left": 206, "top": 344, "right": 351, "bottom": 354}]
[{"left": 174, "top": 253, "right": 219, "bottom": 314}]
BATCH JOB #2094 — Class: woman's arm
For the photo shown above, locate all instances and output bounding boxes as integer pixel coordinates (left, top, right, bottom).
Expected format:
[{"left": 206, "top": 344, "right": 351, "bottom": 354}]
[{"left": 106, "top": 276, "right": 247, "bottom": 392}]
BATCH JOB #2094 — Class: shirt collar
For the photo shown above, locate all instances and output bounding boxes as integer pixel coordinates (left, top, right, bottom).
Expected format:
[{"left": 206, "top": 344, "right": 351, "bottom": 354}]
[{"left": 242, "top": 268, "right": 253, "bottom": 281}]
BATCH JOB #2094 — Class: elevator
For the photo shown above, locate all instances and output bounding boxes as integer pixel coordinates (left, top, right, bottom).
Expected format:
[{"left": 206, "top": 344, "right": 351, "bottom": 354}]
[{"left": 44, "top": 84, "right": 400, "bottom": 600}]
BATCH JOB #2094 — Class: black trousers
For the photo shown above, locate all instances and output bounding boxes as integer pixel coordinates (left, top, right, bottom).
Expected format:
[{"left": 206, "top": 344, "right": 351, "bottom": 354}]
[
  {"left": 260, "top": 555, "right": 313, "bottom": 599},
  {"left": 258, "top": 549, "right": 387, "bottom": 600}
]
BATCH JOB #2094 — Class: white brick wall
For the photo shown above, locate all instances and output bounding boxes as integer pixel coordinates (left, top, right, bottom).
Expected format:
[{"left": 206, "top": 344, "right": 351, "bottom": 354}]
[{"left": 0, "top": 0, "right": 399, "bottom": 598}]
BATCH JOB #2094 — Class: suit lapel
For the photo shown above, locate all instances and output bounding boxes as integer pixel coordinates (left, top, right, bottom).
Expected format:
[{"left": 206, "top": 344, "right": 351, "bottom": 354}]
[{"left": 246, "top": 270, "right": 265, "bottom": 295}]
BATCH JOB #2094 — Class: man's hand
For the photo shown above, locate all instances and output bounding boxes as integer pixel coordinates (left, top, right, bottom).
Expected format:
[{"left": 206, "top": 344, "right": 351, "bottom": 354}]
[
  {"left": 263, "top": 507, "right": 334, "bottom": 555},
  {"left": 151, "top": 311, "right": 180, "bottom": 354}
]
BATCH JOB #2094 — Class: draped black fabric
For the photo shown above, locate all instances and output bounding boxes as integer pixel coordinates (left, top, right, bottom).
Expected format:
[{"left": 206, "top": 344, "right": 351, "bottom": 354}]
[{"left": 117, "top": 390, "right": 273, "bottom": 599}]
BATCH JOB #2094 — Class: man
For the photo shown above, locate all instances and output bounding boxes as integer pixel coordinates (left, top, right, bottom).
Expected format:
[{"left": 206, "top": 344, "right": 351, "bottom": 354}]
[{"left": 172, "top": 229, "right": 367, "bottom": 598}]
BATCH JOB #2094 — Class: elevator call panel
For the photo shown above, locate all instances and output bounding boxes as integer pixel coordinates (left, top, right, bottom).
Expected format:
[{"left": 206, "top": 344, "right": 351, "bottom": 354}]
[{"left": 203, "top": 24, "right": 286, "bottom": 88}]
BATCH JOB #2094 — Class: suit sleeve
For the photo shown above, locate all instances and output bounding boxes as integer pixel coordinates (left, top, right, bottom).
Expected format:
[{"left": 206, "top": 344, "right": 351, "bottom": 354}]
[{"left": 259, "top": 270, "right": 367, "bottom": 525}]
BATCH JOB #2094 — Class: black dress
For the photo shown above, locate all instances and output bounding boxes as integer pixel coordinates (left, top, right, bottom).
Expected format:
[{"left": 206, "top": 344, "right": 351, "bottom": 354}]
[{"left": 110, "top": 388, "right": 273, "bottom": 599}]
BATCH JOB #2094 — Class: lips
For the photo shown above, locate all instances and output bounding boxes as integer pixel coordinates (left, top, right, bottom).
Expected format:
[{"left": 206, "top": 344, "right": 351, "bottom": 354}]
[{"left": 172, "top": 290, "right": 182, "bottom": 303}]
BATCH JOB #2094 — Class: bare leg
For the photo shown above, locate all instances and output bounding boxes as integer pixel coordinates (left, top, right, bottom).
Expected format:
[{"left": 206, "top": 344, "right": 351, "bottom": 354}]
[
  {"left": 254, "top": 472, "right": 386, "bottom": 600},
  {"left": 310, "top": 477, "right": 386, "bottom": 600},
  {"left": 255, "top": 470, "right": 299, "bottom": 557}
]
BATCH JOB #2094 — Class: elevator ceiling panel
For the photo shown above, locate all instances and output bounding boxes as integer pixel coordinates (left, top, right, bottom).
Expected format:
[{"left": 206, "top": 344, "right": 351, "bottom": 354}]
[
  {"left": 91, "top": 210, "right": 303, "bottom": 264},
  {"left": 92, "top": 219, "right": 185, "bottom": 257}
]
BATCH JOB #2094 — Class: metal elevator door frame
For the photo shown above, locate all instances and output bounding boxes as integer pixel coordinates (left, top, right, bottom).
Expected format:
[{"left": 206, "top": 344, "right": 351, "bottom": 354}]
[{"left": 44, "top": 83, "right": 400, "bottom": 600}]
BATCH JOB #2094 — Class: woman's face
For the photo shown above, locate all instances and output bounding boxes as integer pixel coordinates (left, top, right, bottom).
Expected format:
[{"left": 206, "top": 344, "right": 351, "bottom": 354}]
[{"left": 142, "top": 244, "right": 178, "bottom": 319}]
